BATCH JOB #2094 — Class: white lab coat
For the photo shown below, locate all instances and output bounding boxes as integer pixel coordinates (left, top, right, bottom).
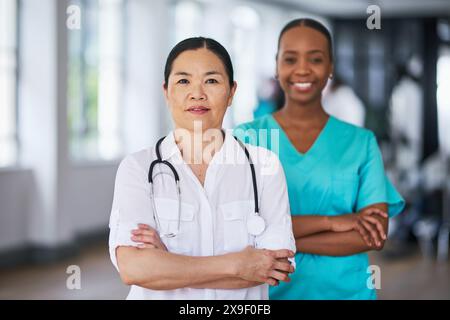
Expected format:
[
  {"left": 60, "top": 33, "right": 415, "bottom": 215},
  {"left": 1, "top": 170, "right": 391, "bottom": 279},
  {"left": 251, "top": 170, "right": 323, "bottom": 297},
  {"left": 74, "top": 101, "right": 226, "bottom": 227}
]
[
  {"left": 108, "top": 129, "right": 296, "bottom": 300},
  {"left": 389, "top": 77, "right": 423, "bottom": 171}
]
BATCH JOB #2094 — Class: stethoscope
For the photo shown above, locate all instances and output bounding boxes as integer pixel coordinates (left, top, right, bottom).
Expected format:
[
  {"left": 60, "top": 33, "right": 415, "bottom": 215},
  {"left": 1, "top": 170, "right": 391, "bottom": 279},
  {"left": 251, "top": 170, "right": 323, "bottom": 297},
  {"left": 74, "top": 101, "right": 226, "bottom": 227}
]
[{"left": 148, "top": 135, "right": 266, "bottom": 238}]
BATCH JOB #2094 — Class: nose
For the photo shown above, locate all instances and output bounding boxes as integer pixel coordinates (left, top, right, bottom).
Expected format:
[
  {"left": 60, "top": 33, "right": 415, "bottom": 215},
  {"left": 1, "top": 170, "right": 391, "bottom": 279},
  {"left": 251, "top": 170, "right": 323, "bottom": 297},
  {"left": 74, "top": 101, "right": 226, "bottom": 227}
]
[
  {"left": 294, "top": 57, "right": 311, "bottom": 76},
  {"left": 189, "top": 83, "right": 206, "bottom": 101}
]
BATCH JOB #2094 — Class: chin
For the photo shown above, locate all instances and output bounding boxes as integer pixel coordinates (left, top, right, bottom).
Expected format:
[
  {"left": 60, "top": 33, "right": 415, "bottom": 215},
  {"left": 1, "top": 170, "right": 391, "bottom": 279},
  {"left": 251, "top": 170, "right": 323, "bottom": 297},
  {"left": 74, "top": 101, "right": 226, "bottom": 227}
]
[
  {"left": 180, "top": 121, "right": 216, "bottom": 133},
  {"left": 290, "top": 92, "right": 321, "bottom": 105}
]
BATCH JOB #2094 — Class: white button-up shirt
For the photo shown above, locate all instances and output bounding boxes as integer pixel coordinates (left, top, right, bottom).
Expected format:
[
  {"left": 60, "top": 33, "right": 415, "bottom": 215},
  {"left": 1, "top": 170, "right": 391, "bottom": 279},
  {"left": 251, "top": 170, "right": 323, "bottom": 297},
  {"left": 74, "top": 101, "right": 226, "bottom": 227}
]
[{"left": 109, "top": 129, "right": 296, "bottom": 300}]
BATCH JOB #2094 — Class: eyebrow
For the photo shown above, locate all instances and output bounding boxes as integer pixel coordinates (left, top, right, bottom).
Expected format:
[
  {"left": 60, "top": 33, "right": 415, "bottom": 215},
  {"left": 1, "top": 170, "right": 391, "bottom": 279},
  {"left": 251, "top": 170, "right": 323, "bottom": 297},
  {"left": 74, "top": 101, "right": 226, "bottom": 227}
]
[
  {"left": 173, "top": 71, "right": 191, "bottom": 76},
  {"left": 205, "top": 71, "right": 223, "bottom": 76},
  {"left": 173, "top": 71, "right": 223, "bottom": 76},
  {"left": 283, "top": 49, "right": 325, "bottom": 55}
]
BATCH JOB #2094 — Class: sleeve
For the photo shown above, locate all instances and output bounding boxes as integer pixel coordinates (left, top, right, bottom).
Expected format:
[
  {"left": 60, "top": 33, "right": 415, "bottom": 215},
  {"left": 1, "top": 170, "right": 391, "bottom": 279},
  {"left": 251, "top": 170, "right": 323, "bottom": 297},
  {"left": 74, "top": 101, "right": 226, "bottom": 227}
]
[
  {"left": 356, "top": 132, "right": 405, "bottom": 217},
  {"left": 108, "top": 154, "right": 156, "bottom": 272},
  {"left": 254, "top": 149, "right": 297, "bottom": 268}
]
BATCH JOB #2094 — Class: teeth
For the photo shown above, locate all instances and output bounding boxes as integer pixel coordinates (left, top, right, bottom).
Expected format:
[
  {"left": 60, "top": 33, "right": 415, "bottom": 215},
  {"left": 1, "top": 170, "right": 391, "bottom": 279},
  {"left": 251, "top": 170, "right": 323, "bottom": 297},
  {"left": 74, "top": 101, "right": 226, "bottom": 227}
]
[{"left": 293, "top": 82, "right": 312, "bottom": 88}]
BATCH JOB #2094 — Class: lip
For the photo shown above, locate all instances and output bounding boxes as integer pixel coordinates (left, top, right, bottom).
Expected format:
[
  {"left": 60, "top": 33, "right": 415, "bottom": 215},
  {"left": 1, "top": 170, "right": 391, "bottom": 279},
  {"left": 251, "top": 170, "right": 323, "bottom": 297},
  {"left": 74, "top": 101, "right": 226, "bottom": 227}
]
[{"left": 186, "top": 106, "right": 211, "bottom": 115}]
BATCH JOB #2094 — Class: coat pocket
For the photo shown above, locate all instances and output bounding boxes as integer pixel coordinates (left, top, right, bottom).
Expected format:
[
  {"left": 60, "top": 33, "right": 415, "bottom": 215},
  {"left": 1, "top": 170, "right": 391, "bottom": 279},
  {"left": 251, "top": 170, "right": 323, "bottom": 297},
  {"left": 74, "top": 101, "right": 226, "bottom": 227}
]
[
  {"left": 153, "top": 197, "right": 196, "bottom": 254},
  {"left": 220, "top": 200, "right": 253, "bottom": 252}
]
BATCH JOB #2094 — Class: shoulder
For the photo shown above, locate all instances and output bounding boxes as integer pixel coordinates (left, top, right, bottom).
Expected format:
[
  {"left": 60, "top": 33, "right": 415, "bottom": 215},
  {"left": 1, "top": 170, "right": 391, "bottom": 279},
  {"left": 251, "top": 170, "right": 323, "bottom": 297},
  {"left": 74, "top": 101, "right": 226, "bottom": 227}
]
[
  {"left": 234, "top": 115, "right": 278, "bottom": 148},
  {"left": 244, "top": 142, "right": 277, "bottom": 159},
  {"left": 242, "top": 142, "right": 284, "bottom": 178},
  {"left": 117, "top": 147, "right": 155, "bottom": 175},
  {"left": 331, "top": 116, "right": 374, "bottom": 141},
  {"left": 328, "top": 117, "right": 379, "bottom": 163},
  {"left": 234, "top": 114, "right": 273, "bottom": 131}
]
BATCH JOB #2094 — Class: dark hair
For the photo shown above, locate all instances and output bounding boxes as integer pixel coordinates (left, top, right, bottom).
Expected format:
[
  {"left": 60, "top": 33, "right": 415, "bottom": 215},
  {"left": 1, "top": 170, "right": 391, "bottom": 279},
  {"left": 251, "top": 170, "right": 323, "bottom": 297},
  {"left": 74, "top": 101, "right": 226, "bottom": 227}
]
[
  {"left": 277, "top": 18, "right": 333, "bottom": 62},
  {"left": 164, "top": 37, "right": 234, "bottom": 88}
]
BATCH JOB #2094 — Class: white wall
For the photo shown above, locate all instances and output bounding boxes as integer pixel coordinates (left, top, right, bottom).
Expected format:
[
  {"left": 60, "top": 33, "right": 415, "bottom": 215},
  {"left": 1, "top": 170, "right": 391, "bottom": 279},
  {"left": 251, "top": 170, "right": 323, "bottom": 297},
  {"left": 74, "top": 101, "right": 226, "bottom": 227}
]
[
  {"left": 0, "top": 168, "right": 32, "bottom": 251},
  {"left": 0, "top": 0, "right": 171, "bottom": 257}
]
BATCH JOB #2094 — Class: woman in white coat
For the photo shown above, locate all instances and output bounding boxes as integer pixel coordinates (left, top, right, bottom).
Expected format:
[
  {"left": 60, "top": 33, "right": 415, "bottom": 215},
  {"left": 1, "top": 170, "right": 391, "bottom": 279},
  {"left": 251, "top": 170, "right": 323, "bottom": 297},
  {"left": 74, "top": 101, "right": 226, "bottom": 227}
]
[{"left": 109, "top": 37, "right": 296, "bottom": 300}]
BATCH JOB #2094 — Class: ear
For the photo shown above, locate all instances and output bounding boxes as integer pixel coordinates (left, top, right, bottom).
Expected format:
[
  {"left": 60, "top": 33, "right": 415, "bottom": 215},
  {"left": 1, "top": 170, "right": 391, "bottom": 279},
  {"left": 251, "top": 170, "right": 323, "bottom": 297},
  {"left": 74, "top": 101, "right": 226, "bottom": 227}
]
[
  {"left": 274, "top": 53, "right": 280, "bottom": 80},
  {"left": 162, "top": 83, "right": 169, "bottom": 102},
  {"left": 227, "top": 81, "right": 238, "bottom": 107}
]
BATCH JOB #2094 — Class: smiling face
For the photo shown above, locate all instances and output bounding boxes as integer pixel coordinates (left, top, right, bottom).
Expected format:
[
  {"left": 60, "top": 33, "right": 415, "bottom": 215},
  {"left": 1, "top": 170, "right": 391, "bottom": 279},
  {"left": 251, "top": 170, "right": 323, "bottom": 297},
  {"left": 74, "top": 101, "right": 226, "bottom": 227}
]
[
  {"left": 163, "top": 48, "right": 237, "bottom": 132},
  {"left": 276, "top": 26, "right": 333, "bottom": 106}
]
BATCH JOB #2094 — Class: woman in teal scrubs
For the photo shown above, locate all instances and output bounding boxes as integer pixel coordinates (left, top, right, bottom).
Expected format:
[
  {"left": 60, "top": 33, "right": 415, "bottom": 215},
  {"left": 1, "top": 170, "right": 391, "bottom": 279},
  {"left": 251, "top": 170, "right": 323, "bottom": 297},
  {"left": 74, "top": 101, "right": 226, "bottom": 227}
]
[{"left": 235, "top": 18, "right": 405, "bottom": 300}]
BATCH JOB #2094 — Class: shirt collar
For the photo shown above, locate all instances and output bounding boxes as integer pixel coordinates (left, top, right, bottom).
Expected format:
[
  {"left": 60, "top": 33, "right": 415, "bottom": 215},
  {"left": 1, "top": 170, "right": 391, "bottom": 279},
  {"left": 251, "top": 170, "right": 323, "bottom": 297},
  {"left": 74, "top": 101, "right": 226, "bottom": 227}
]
[
  {"left": 158, "top": 129, "right": 246, "bottom": 165},
  {"left": 211, "top": 129, "right": 248, "bottom": 166},
  {"left": 158, "top": 131, "right": 181, "bottom": 161}
]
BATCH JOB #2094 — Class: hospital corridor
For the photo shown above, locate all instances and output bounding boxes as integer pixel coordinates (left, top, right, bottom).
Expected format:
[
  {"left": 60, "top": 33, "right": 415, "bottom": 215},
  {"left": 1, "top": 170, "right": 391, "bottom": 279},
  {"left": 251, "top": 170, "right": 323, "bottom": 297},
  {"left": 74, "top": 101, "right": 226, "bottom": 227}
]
[{"left": 1, "top": 0, "right": 450, "bottom": 300}]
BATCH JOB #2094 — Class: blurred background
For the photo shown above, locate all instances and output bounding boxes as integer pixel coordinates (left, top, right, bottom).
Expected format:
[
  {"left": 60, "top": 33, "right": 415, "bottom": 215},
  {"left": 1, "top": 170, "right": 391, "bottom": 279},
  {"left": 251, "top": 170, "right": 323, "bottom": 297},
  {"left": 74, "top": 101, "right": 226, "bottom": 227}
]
[{"left": 0, "top": 0, "right": 449, "bottom": 299}]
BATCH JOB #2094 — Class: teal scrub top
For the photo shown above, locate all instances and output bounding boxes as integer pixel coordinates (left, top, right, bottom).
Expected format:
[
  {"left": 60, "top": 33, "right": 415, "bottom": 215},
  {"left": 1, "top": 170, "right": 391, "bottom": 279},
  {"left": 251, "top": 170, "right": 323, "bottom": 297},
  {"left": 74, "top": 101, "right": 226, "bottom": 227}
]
[{"left": 234, "top": 114, "right": 405, "bottom": 300}]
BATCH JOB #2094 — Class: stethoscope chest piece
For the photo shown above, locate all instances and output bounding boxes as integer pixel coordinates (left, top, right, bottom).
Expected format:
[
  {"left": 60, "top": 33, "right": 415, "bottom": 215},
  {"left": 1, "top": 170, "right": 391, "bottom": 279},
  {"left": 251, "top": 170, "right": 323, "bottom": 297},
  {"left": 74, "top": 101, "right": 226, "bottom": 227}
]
[{"left": 247, "top": 213, "right": 266, "bottom": 236}]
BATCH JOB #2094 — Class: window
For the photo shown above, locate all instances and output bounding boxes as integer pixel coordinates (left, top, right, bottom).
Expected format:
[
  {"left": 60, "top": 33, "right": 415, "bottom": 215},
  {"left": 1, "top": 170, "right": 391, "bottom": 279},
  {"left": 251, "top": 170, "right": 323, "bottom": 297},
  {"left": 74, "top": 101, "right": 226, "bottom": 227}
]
[
  {"left": 230, "top": 6, "right": 260, "bottom": 126},
  {"left": 0, "top": 0, "right": 19, "bottom": 167},
  {"left": 68, "top": 0, "right": 125, "bottom": 161},
  {"left": 437, "top": 46, "right": 450, "bottom": 156},
  {"left": 173, "top": 0, "right": 202, "bottom": 44},
  {"left": 437, "top": 19, "right": 450, "bottom": 156}
]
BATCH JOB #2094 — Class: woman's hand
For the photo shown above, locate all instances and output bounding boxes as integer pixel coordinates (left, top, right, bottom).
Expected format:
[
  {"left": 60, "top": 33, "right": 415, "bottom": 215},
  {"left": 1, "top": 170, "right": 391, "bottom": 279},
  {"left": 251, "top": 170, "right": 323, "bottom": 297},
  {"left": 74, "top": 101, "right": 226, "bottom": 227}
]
[
  {"left": 329, "top": 209, "right": 388, "bottom": 248},
  {"left": 233, "top": 246, "right": 295, "bottom": 286},
  {"left": 356, "top": 208, "right": 388, "bottom": 248},
  {"left": 131, "top": 224, "right": 168, "bottom": 251}
]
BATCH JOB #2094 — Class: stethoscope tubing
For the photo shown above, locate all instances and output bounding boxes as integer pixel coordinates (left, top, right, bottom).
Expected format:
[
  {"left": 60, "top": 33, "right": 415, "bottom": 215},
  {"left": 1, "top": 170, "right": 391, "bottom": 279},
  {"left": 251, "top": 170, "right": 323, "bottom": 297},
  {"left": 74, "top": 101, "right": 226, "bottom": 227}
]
[{"left": 148, "top": 135, "right": 261, "bottom": 238}]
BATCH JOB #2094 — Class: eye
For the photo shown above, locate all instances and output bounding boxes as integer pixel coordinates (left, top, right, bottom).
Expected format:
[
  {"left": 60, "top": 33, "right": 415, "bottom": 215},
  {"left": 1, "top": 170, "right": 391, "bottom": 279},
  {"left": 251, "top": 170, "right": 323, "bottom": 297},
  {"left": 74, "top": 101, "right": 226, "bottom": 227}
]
[
  {"left": 309, "top": 57, "right": 323, "bottom": 64},
  {"left": 177, "top": 79, "right": 189, "bottom": 84},
  {"left": 284, "top": 57, "right": 296, "bottom": 64},
  {"left": 205, "top": 78, "right": 219, "bottom": 84}
]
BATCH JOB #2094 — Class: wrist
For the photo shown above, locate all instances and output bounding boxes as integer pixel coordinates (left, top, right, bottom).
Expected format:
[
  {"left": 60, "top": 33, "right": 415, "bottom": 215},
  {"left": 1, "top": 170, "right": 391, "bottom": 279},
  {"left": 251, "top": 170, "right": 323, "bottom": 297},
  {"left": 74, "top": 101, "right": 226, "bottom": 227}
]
[
  {"left": 225, "top": 252, "right": 241, "bottom": 278},
  {"left": 325, "top": 215, "right": 333, "bottom": 231}
]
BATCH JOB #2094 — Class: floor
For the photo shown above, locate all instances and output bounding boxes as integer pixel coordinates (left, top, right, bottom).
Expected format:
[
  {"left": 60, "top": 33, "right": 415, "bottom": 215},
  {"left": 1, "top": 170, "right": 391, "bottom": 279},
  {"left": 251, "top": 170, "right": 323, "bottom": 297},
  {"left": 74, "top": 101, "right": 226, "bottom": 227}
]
[
  {"left": 0, "top": 241, "right": 448, "bottom": 300},
  {"left": 0, "top": 242, "right": 129, "bottom": 300}
]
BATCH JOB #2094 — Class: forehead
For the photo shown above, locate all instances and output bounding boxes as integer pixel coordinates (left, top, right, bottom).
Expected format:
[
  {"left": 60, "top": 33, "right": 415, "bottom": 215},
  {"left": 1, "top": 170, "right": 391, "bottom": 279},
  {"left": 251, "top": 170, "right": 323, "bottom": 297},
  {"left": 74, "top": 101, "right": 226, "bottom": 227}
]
[
  {"left": 279, "top": 26, "right": 329, "bottom": 53},
  {"left": 171, "top": 48, "right": 226, "bottom": 73}
]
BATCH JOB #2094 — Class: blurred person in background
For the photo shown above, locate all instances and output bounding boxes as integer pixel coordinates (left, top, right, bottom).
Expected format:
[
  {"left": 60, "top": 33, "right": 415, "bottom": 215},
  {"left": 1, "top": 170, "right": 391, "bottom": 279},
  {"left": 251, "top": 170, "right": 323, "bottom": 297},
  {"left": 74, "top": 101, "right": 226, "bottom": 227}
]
[
  {"left": 253, "top": 77, "right": 285, "bottom": 118},
  {"left": 384, "top": 58, "right": 425, "bottom": 255},
  {"left": 322, "top": 75, "right": 366, "bottom": 127},
  {"left": 387, "top": 56, "right": 446, "bottom": 259},
  {"left": 389, "top": 57, "right": 423, "bottom": 177}
]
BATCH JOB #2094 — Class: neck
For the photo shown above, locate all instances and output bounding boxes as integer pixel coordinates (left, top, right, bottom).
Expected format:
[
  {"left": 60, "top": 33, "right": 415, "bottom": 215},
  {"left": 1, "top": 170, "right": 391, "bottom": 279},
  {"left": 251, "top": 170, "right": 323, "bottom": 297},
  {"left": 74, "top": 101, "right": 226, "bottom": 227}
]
[
  {"left": 174, "top": 128, "right": 225, "bottom": 165},
  {"left": 279, "top": 96, "right": 328, "bottom": 126}
]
